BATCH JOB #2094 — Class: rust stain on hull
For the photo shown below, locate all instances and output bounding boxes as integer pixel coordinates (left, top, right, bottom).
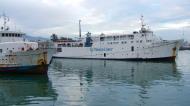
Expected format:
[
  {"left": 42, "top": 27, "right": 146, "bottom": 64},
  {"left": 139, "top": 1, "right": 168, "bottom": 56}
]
[
  {"left": 172, "top": 47, "right": 177, "bottom": 57},
  {"left": 0, "top": 49, "right": 54, "bottom": 74},
  {"left": 37, "top": 52, "right": 47, "bottom": 65}
]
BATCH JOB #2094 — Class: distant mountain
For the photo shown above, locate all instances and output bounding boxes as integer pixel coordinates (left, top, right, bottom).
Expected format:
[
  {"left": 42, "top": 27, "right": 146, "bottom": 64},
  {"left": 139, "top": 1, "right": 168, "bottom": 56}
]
[{"left": 25, "top": 35, "right": 49, "bottom": 41}]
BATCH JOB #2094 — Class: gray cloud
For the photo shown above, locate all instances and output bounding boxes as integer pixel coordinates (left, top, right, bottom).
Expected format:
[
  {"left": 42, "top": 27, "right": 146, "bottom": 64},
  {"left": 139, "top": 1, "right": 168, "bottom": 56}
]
[{"left": 0, "top": 0, "right": 190, "bottom": 40}]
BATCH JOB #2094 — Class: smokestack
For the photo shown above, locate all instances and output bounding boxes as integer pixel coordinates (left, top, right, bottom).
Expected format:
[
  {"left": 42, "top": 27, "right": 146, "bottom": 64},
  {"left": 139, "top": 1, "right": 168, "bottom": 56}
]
[{"left": 79, "top": 20, "right": 81, "bottom": 38}]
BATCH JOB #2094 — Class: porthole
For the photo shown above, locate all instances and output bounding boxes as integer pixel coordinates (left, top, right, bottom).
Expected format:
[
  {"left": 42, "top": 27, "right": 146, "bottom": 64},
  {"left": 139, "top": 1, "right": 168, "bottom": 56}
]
[{"left": 104, "top": 53, "right": 106, "bottom": 57}]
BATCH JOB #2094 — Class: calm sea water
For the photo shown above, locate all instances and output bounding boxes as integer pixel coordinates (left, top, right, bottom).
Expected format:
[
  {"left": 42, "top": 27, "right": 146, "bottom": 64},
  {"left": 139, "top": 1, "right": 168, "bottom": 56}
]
[{"left": 0, "top": 51, "right": 190, "bottom": 106}]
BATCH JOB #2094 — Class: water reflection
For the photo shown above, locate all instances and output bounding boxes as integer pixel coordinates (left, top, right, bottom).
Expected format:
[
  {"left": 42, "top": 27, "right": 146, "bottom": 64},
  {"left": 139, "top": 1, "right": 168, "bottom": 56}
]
[
  {"left": 51, "top": 59, "right": 181, "bottom": 86},
  {"left": 0, "top": 75, "right": 57, "bottom": 106},
  {"left": 50, "top": 59, "right": 182, "bottom": 106}
]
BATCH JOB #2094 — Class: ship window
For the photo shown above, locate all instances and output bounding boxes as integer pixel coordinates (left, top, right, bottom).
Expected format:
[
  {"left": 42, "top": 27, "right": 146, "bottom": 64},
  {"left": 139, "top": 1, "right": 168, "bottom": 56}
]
[
  {"left": 58, "top": 44, "right": 62, "bottom": 47},
  {"left": 140, "top": 40, "right": 142, "bottom": 43},
  {"left": 112, "top": 42, "right": 119, "bottom": 44},
  {"left": 100, "top": 37, "right": 105, "bottom": 41},
  {"left": 129, "top": 35, "right": 134, "bottom": 39},
  {"left": 120, "top": 35, "right": 127, "bottom": 40},
  {"left": 6, "top": 33, "right": 8, "bottom": 37},
  {"left": 67, "top": 43, "right": 71, "bottom": 47},
  {"left": 104, "top": 53, "right": 106, "bottom": 57},
  {"left": 79, "top": 43, "right": 83, "bottom": 47},
  {"left": 2, "top": 33, "right": 4, "bottom": 37},
  {"left": 131, "top": 46, "right": 134, "bottom": 52},
  {"left": 0, "top": 49, "right": 2, "bottom": 53},
  {"left": 57, "top": 48, "right": 62, "bottom": 52},
  {"left": 114, "top": 36, "right": 119, "bottom": 40},
  {"left": 9, "top": 33, "right": 11, "bottom": 37}
]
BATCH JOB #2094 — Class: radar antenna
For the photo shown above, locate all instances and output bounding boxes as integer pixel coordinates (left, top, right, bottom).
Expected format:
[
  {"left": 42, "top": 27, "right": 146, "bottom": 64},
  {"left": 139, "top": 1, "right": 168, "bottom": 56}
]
[{"left": 0, "top": 13, "right": 10, "bottom": 31}]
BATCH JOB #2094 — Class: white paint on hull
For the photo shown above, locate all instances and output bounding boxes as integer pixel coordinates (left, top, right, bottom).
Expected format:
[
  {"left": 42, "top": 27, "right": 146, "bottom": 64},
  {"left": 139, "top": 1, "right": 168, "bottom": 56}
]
[{"left": 54, "top": 40, "right": 182, "bottom": 60}]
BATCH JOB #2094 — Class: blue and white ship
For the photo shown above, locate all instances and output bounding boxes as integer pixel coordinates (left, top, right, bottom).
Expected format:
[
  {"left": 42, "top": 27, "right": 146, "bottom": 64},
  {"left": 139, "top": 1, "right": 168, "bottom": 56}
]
[{"left": 53, "top": 17, "right": 183, "bottom": 61}]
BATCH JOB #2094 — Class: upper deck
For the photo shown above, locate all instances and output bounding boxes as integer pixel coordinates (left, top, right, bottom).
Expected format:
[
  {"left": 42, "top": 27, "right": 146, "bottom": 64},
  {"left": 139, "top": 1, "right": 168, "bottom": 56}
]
[
  {"left": 0, "top": 13, "right": 25, "bottom": 43},
  {"left": 0, "top": 31, "right": 25, "bottom": 42}
]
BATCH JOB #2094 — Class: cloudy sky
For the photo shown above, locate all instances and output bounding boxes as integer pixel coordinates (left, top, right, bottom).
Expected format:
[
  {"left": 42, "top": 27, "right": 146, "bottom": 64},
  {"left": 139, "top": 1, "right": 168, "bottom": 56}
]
[{"left": 0, "top": 0, "right": 190, "bottom": 40}]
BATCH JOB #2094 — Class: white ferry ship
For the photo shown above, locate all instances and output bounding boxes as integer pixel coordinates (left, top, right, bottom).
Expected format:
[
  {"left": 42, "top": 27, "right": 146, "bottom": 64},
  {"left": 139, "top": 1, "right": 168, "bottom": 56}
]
[
  {"left": 53, "top": 17, "right": 183, "bottom": 61},
  {"left": 0, "top": 14, "right": 54, "bottom": 74}
]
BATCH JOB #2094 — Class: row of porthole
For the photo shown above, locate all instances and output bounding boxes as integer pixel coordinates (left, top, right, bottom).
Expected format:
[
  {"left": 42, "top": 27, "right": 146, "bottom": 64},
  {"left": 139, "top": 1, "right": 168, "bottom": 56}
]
[
  {"left": 2, "top": 33, "right": 23, "bottom": 37},
  {"left": 0, "top": 59, "right": 9, "bottom": 63},
  {"left": 93, "top": 53, "right": 135, "bottom": 56},
  {"left": 6, "top": 48, "right": 15, "bottom": 50},
  {"left": 0, "top": 59, "right": 8, "bottom": 61},
  {"left": 0, "top": 57, "right": 15, "bottom": 60},
  {"left": 2, "top": 47, "right": 24, "bottom": 51},
  {"left": 107, "top": 40, "right": 144, "bottom": 45}
]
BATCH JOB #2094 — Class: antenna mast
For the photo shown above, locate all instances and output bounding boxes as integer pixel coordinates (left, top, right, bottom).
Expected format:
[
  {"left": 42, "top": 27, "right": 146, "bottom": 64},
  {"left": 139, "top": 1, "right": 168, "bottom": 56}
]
[
  {"left": 140, "top": 15, "right": 145, "bottom": 28},
  {"left": 79, "top": 20, "right": 81, "bottom": 38},
  {"left": 0, "top": 13, "right": 9, "bottom": 31}
]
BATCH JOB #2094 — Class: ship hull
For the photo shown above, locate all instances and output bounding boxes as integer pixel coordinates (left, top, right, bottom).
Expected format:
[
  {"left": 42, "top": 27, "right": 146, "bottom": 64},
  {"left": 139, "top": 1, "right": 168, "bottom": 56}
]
[
  {"left": 0, "top": 65, "right": 48, "bottom": 74},
  {"left": 53, "top": 56, "right": 176, "bottom": 61},
  {"left": 0, "top": 49, "right": 55, "bottom": 74},
  {"left": 53, "top": 40, "right": 182, "bottom": 61}
]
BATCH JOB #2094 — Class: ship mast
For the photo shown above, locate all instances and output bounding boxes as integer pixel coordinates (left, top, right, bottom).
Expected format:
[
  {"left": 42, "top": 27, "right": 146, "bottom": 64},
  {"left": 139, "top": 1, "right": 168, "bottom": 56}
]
[
  {"left": 0, "top": 13, "right": 9, "bottom": 31},
  {"left": 140, "top": 15, "right": 145, "bottom": 29},
  {"left": 79, "top": 19, "right": 82, "bottom": 38}
]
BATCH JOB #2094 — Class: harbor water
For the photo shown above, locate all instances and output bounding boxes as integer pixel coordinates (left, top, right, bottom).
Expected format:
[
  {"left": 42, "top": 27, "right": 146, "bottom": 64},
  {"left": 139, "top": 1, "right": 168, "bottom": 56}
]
[{"left": 0, "top": 51, "right": 190, "bottom": 106}]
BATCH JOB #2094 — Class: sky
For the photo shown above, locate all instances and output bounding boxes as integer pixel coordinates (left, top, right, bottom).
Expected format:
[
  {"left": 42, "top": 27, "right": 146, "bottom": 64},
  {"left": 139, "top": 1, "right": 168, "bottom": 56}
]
[{"left": 0, "top": 0, "right": 190, "bottom": 40}]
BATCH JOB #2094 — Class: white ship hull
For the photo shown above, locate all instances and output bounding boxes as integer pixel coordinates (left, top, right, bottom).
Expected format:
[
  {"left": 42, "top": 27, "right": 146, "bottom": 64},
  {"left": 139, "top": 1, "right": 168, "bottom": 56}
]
[{"left": 53, "top": 40, "right": 182, "bottom": 61}]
